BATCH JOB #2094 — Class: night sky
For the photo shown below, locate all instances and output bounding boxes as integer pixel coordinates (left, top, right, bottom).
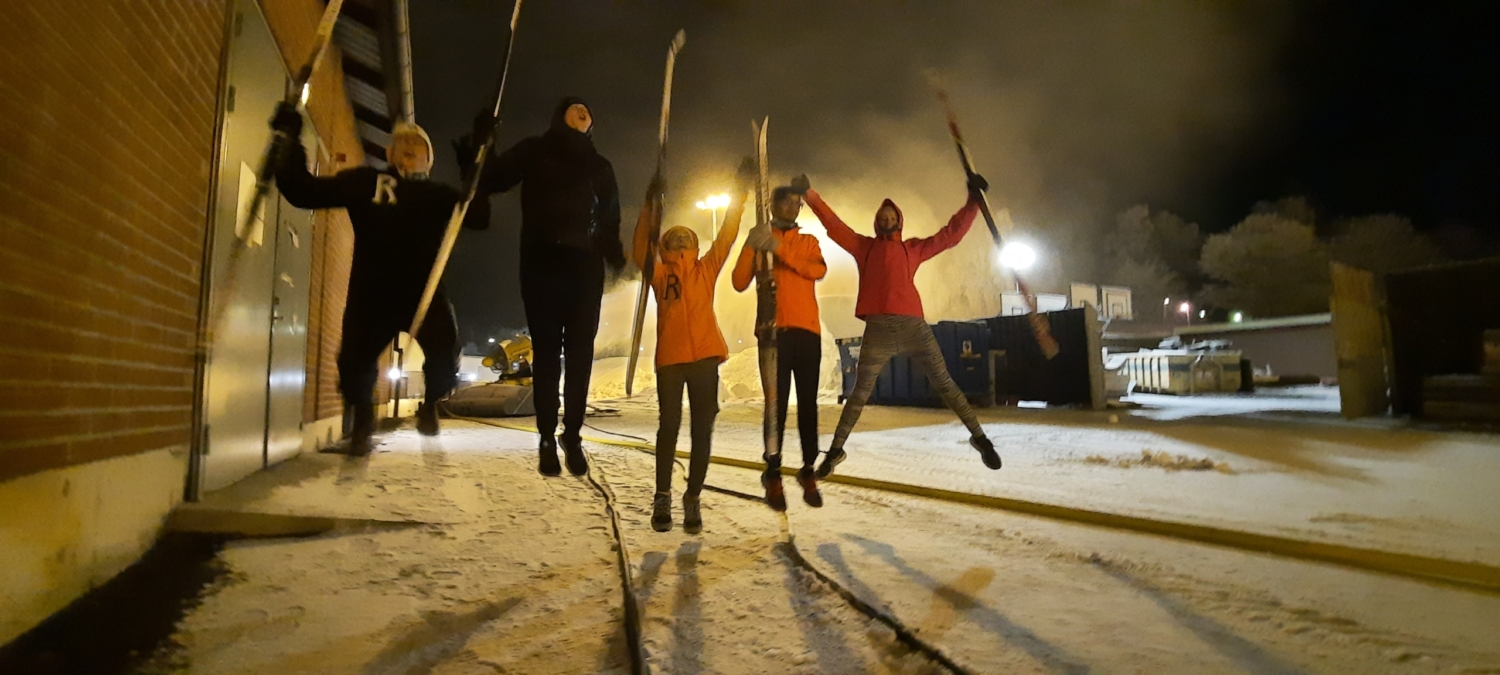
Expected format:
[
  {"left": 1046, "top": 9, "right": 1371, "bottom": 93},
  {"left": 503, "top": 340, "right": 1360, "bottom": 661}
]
[{"left": 407, "top": 1, "right": 1499, "bottom": 342}]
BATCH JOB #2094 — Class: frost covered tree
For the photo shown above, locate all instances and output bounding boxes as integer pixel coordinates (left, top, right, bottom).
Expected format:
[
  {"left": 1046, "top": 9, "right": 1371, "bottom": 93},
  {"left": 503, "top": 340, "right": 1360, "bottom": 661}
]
[
  {"left": 1199, "top": 214, "right": 1330, "bottom": 317},
  {"left": 1100, "top": 205, "right": 1200, "bottom": 319}
]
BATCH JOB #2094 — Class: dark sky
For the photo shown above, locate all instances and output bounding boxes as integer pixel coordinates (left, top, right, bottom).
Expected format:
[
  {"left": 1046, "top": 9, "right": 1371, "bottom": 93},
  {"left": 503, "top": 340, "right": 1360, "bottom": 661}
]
[{"left": 408, "top": 1, "right": 1499, "bottom": 341}]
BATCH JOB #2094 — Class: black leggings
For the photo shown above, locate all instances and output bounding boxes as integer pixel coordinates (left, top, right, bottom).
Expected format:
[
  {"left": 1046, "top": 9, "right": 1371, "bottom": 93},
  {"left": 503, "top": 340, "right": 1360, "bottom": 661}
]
[
  {"left": 337, "top": 288, "right": 459, "bottom": 407},
  {"left": 521, "top": 247, "right": 604, "bottom": 441},
  {"left": 655, "top": 357, "right": 719, "bottom": 496},
  {"left": 775, "top": 328, "right": 821, "bottom": 468}
]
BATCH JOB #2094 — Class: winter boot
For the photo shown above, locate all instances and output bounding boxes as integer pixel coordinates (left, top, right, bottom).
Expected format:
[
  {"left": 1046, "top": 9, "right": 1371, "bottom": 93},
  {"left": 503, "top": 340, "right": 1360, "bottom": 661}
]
[
  {"left": 538, "top": 437, "right": 562, "bottom": 477},
  {"left": 815, "top": 447, "right": 846, "bottom": 479},
  {"left": 762, "top": 470, "right": 787, "bottom": 512},
  {"left": 416, "top": 401, "right": 440, "bottom": 436},
  {"left": 970, "top": 434, "right": 1002, "bottom": 470},
  {"left": 560, "top": 434, "right": 589, "bottom": 476},
  {"left": 797, "top": 466, "right": 823, "bottom": 508},
  {"left": 682, "top": 494, "right": 702, "bottom": 534},
  {"left": 348, "top": 403, "right": 375, "bottom": 457},
  {"left": 651, "top": 492, "right": 673, "bottom": 532}
]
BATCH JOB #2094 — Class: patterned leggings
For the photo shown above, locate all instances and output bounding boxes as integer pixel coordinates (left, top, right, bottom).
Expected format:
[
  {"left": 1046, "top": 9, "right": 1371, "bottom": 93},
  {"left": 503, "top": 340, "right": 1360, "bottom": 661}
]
[{"left": 832, "top": 314, "right": 984, "bottom": 449}]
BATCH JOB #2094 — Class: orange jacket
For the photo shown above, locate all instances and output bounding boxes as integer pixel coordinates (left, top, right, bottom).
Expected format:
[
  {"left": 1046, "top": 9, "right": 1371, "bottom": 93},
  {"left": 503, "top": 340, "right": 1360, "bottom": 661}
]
[
  {"left": 631, "top": 196, "right": 745, "bottom": 369},
  {"left": 731, "top": 224, "right": 827, "bottom": 335}
]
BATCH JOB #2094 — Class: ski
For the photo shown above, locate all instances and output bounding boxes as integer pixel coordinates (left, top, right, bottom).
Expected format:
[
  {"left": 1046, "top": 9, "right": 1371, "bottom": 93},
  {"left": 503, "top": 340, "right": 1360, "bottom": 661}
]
[
  {"left": 207, "top": 0, "right": 346, "bottom": 345},
  {"left": 407, "top": 0, "right": 525, "bottom": 338},
  {"left": 624, "top": 29, "right": 687, "bottom": 397},
  {"left": 934, "top": 88, "right": 1061, "bottom": 360},
  {"left": 752, "top": 118, "right": 781, "bottom": 467}
]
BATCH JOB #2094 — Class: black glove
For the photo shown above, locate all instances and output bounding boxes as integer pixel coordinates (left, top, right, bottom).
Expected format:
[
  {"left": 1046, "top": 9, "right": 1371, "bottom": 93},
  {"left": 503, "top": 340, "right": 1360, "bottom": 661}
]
[
  {"left": 452, "top": 136, "right": 479, "bottom": 184},
  {"left": 270, "top": 101, "right": 302, "bottom": 137},
  {"left": 645, "top": 172, "right": 666, "bottom": 201},
  {"left": 603, "top": 241, "right": 627, "bottom": 272},
  {"left": 735, "top": 157, "right": 757, "bottom": 190},
  {"left": 966, "top": 171, "right": 989, "bottom": 195},
  {"left": 470, "top": 109, "right": 497, "bottom": 145},
  {"left": 790, "top": 173, "right": 811, "bottom": 195}
]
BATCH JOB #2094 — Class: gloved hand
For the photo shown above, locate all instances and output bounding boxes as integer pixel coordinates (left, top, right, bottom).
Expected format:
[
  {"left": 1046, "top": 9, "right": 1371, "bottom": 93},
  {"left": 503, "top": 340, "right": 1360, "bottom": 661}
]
[
  {"left": 645, "top": 172, "right": 666, "bottom": 201},
  {"left": 966, "top": 171, "right": 989, "bottom": 195},
  {"left": 735, "top": 157, "right": 757, "bottom": 191},
  {"left": 790, "top": 173, "right": 811, "bottom": 195},
  {"left": 746, "top": 222, "right": 780, "bottom": 254},
  {"left": 452, "top": 135, "right": 479, "bottom": 184},
  {"left": 269, "top": 101, "right": 302, "bottom": 137},
  {"left": 470, "top": 109, "right": 497, "bottom": 145},
  {"left": 603, "top": 240, "right": 628, "bottom": 273}
]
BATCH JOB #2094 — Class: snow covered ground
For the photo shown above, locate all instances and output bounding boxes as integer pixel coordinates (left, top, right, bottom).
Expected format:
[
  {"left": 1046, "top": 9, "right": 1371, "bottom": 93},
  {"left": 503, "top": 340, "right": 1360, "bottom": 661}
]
[{"left": 143, "top": 417, "right": 1500, "bottom": 674}]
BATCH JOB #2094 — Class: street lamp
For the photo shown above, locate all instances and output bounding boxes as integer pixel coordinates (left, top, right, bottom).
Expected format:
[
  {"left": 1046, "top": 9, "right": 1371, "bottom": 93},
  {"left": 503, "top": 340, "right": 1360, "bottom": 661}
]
[
  {"left": 696, "top": 193, "right": 731, "bottom": 237},
  {"left": 1178, "top": 301, "right": 1192, "bottom": 326},
  {"left": 997, "top": 242, "right": 1037, "bottom": 270}
]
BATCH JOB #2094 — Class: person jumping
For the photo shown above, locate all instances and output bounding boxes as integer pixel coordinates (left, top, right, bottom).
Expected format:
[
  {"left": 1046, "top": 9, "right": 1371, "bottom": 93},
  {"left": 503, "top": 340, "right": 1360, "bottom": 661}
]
[
  {"left": 270, "top": 104, "right": 489, "bottom": 457},
  {"left": 731, "top": 176, "right": 828, "bottom": 510},
  {"left": 804, "top": 173, "right": 1002, "bottom": 478},
  {"left": 634, "top": 160, "right": 754, "bottom": 533}
]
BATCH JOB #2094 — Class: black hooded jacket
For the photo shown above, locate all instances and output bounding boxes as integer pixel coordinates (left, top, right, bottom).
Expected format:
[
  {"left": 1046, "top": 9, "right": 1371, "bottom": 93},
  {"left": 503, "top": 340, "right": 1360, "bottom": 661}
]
[{"left": 478, "top": 97, "right": 624, "bottom": 266}]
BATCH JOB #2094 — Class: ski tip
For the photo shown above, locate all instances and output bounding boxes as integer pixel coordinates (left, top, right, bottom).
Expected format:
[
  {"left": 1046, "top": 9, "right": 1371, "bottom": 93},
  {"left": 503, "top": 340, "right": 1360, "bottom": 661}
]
[
  {"left": 670, "top": 29, "right": 686, "bottom": 52},
  {"left": 510, "top": 0, "right": 523, "bottom": 28}
]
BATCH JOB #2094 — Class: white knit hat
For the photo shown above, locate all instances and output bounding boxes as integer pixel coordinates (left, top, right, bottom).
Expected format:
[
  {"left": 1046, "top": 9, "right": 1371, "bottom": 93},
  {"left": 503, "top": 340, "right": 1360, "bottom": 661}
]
[{"left": 390, "top": 120, "right": 433, "bottom": 157}]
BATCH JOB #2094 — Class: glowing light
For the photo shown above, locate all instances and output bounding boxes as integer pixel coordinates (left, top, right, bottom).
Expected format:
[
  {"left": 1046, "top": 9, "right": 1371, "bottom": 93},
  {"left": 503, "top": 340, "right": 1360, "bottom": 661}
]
[
  {"left": 1232, "top": 312, "right": 1244, "bottom": 323},
  {"left": 1178, "top": 302, "right": 1191, "bottom": 313},
  {"left": 299, "top": 83, "right": 310, "bottom": 106},
  {"left": 488, "top": 337, "right": 496, "bottom": 343},
  {"left": 695, "top": 201, "right": 706, "bottom": 209},
  {"left": 697, "top": 194, "right": 731, "bottom": 210},
  {"left": 387, "top": 367, "right": 402, "bottom": 381},
  {"left": 1163, "top": 298, "right": 1171, "bottom": 306},
  {"left": 997, "top": 242, "right": 1037, "bottom": 270},
  {"left": 1198, "top": 310, "right": 1206, "bottom": 318}
]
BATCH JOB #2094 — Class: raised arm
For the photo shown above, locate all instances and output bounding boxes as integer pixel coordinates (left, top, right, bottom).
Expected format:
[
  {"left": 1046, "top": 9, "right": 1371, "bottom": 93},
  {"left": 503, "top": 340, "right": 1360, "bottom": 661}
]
[
  {"left": 804, "top": 188, "right": 869, "bottom": 257},
  {"left": 476, "top": 137, "right": 531, "bottom": 196},
  {"left": 731, "top": 242, "right": 755, "bottom": 292},
  {"left": 629, "top": 201, "right": 655, "bottom": 273},
  {"left": 271, "top": 106, "right": 365, "bottom": 210},
  {"left": 704, "top": 191, "right": 748, "bottom": 275},
  {"left": 908, "top": 193, "right": 980, "bottom": 264}
]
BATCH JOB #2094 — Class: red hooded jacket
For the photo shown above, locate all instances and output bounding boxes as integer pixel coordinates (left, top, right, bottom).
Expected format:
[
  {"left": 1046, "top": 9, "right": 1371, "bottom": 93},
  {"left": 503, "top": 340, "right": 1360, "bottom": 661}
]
[{"left": 806, "top": 189, "right": 979, "bottom": 319}]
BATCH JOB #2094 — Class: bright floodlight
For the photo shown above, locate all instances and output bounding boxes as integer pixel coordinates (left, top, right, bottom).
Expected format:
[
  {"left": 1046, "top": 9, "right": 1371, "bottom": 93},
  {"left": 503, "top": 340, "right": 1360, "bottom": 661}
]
[
  {"left": 695, "top": 201, "right": 706, "bottom": 209},
  {"left": 387, "top": 367, "right": 402, "bottom": 381},
  {"left": 707, "top": 193, "right": 731, "bottom": 209},
  {"left": 1179, "top": 302, "right": 1191, "bottom": 313},
  {"left": 487, "top": 337, "right": 496, "bottom": 343},
  {"left": 299, "top": 83, "right": 311, "bottom": 106},
  {"left": 998, "top": 242, "right": 1037, "bottom": 270},
  {"left": 1232, "top": 312, "right": 1244, "bottom": 323},
  {"left": 1198, "top": 310, "right": 1206, "bottom": 318}
]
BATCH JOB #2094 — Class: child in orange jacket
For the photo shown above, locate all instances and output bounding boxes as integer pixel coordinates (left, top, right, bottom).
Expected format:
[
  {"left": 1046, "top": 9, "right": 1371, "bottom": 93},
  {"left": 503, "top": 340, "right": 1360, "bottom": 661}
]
[{"left": 632, "top": 160, "right": 754, "bottom": 533}]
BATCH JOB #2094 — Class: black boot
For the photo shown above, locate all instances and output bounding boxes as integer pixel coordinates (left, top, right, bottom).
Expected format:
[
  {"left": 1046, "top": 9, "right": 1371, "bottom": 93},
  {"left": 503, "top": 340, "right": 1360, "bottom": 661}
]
[
  {"left": 416, "top": 401, "right": 440, "bottom": 436},
  {"left": 970, "top": 434, "right": 1002, "bottom": 470},
  {"left": 560, "top": 434, "right": 588, "bottom": 476},
  {"left": 762, "top": 455, "right": 787, "bottom": 512},
  {"left": 815, "top": 447, "right": 846, "bottom": 479},
  {"left": 651, "top": 492, "right": 672, "bottom": 532},
  {"left": 348, "top": 402, "right": 375, "bottom": 457},
  {"left": 682, "top": 494, "right": 702, "bottom": 534},
  {"left": 797, "top": 466, "right": 823, "bottom": 508},
  {"left": 538, "top": 437, "right": 562, "bottom": 477}
]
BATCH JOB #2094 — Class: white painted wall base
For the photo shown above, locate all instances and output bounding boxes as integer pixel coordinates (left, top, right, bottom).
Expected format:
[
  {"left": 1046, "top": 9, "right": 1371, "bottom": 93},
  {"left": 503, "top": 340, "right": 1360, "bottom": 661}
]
[
  {"left": 300, "top": 415, "right": 343, "bottom": 454},
  {"left": 0, "top": 447, "right": 188, "bottom": 645}
]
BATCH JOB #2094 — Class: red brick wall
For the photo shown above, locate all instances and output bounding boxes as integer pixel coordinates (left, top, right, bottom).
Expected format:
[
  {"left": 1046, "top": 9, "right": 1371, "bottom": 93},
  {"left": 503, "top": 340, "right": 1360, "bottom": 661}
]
[{"left": 0, "top": 1, "right": 226, "bottom": 482}]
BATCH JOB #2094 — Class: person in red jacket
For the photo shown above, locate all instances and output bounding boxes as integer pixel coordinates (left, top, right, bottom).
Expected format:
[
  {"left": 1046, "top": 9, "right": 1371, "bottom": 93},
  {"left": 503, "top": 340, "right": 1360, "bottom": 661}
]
[
  {"left": 807, "top": 174, "right": 1002, "bottom": 479},
  {"left": 732, "top": 177, "right": 829, "bottom": 510},
  {"left": 632, "top": 160, "right": 754, "bottom": 533}
]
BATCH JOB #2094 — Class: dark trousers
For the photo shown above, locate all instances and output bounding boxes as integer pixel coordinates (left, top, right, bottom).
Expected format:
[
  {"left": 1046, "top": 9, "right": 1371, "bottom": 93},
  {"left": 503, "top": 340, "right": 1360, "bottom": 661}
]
[
  {"left": 775, "top": 328, "right": 822, "bottom": 468},
  {"left": 337, "top": 287, "right": 459, "bottom": 408},
  {"left": 521, "top": 247, "right": 605, "bottom": 441},
  {"left": 655, "top": 358, "right": 719, "bottom": 496}
]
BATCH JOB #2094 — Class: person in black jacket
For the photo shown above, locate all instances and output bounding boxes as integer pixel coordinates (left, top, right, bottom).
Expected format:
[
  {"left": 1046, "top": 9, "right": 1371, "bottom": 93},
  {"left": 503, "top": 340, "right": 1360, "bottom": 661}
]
[
  {"left": 469, "top": 96, "right": 625, "bottom": 477},
  {"left": 271, "top": 103, "right": 488, "bottom": 456}
]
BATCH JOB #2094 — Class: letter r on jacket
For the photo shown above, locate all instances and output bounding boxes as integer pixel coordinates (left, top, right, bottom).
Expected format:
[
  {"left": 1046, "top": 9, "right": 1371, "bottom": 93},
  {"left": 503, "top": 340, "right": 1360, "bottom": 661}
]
[{"left": 373, "top": 174, "right": 398, "bottom": 205}]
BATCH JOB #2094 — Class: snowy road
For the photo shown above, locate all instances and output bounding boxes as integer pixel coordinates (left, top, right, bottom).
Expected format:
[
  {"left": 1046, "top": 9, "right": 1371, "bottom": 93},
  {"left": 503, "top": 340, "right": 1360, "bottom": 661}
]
[{"left": 147, "top": 420, "right": 1500, "bottom": 674}]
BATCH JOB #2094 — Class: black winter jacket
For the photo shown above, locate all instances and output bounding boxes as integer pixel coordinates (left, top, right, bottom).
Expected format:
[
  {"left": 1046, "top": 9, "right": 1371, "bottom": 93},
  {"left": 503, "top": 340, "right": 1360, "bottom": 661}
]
[
  {"left": 276, "top": 140, "right": 489, "bottom": 318},
  {"left": 477, "top": 97, "right": 624, "bottom": 267}
]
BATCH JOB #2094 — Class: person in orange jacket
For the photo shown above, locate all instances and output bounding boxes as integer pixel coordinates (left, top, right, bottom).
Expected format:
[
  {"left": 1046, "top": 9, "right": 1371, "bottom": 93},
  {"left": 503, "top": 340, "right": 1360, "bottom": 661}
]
[
  {"left": 806, "top": 173, "right": 1002, "bottom": 478},
  {"left": 633, "top": 159, "right": 755, "bottom": 533},
  {"left": 732, "top": 175, "right": 829, "bottom": 510}
]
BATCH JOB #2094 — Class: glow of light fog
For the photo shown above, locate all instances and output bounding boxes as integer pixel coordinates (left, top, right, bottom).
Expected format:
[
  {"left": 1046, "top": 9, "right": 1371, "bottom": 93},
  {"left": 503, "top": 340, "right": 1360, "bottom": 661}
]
[
  {"left": 299, "top": 83, "right": 310, "bottom": 106},
  {"left": 386, "top": 367, "right": 402, "bottom": 381},
  {"left": 696, "top": 194, "right": 730, "bottom": 210},
  {"left": 1232, "top": 312, "right": 1244, "bottom": 323},
  {"left": 997, "top": 242, "right": 1037, "bottom": 270},
  {"left": 1179, "top": 302, "right": 1191, "bottom": 314},
  {"left": 488, "top": 337, "right": 496, "bottom": 343}
]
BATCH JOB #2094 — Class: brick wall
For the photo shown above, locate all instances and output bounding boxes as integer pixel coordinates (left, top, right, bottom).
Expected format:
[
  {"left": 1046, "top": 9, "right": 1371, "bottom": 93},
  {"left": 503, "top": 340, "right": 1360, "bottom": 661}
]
[{"left": 0, "top": 0, "right": 226, "bottom": 482}]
